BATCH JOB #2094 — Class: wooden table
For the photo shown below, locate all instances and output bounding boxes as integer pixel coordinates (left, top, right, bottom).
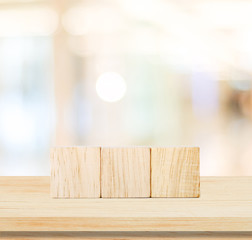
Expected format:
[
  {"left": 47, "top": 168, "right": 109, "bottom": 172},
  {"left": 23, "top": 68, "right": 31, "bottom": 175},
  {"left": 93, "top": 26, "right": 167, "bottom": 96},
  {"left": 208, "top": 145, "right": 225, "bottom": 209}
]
[{"left": 0, "top": 176, "right": 252, "bottom": 239}]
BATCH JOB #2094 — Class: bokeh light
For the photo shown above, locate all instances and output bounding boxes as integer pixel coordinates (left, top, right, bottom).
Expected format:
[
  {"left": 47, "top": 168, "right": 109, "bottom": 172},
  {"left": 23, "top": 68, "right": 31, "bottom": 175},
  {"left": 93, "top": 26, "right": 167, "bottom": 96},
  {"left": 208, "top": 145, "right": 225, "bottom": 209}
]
[{"left": 96, "top": 72, "right": 127, "bottom": 102}]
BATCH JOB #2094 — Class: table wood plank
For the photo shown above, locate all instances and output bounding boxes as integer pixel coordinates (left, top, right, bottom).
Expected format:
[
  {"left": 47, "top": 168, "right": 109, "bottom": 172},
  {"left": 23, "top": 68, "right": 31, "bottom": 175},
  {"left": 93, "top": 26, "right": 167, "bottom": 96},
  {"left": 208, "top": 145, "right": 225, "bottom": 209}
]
[
  {"left": 1, "top": 232, "right": 252, "bottom": 239},
  {"left": 0, "top": 177, "right": 252, "bottom": 231}
]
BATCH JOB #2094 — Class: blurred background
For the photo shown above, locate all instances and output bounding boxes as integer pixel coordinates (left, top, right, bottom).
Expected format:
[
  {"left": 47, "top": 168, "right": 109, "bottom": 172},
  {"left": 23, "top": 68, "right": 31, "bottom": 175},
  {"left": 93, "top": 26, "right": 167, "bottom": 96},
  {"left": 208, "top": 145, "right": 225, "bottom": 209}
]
[{"left": 0, "top": 0, "right": 251, "bottom": 176}]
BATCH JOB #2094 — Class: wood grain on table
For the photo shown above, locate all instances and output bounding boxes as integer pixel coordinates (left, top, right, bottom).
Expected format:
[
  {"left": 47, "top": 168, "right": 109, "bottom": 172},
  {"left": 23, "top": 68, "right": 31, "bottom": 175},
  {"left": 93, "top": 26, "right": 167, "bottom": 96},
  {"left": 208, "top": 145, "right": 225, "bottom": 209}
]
[
  {"left": 0, "top": 177, "right": 252, "bottom": 231},
  {"left": 1, "top": 232, "right": 252, "bottom": 239}
]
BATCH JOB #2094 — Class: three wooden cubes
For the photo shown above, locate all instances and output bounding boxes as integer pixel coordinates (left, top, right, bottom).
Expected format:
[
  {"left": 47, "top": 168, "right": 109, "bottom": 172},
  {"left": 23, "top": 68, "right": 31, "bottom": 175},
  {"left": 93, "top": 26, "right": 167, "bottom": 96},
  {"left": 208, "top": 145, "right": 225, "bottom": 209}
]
[{"left": 51, "top": 147, "right": 200, "bottom": 198}]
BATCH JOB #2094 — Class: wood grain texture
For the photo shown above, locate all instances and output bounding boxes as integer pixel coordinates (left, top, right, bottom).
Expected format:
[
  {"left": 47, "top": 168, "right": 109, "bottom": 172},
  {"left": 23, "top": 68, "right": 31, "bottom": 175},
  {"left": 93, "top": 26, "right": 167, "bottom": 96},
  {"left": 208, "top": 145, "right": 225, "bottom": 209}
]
[
  {"left": 151, "top": 147, "right": 200, "bottom": 197},
  {"left": 2, "top": 232, "right": 252, "bottom": 240},
  {"left": 101, "top": 147, "right": 150, "bottom": 198},
  {"left": 51, "top": 147, "right": 100, "bottom": 198},
  {"left": 0, "top": 177, "right": 252, "bottom": 231}
]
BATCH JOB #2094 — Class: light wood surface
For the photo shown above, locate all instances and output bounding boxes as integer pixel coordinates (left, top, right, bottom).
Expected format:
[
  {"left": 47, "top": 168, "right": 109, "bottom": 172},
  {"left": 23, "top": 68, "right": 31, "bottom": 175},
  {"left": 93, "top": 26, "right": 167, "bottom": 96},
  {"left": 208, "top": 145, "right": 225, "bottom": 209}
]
[
  {"left": 101, "top": 147, "right": 150, "bottom": 198},
  {"left": 50, "top": 146, "right": 199, "bottom": 198},
  {"left": 0, "top": 176, "right": 252, "bottom": 231},
  {"left": 1, "top": 232, "right": 252, "bottom": 239},
  {"left": 151, "top": 147, "right": 200, "bottom": 197},
  {"left": 50, "top": 147, "right": 100, "bottom": 198}
]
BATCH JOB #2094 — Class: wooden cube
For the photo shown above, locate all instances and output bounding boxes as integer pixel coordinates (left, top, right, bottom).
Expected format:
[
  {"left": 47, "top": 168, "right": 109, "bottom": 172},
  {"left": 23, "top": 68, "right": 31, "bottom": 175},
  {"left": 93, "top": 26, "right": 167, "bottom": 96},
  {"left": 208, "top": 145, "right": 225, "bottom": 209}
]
[
  {"left": 151, "top": 147, "right": 200, "bottom": 198},
  {"left": 50, "top": 147, "right": 100, "bottom": 198},
  {"left": 101, "top": 147, "right": 150, "bottom": 198}
]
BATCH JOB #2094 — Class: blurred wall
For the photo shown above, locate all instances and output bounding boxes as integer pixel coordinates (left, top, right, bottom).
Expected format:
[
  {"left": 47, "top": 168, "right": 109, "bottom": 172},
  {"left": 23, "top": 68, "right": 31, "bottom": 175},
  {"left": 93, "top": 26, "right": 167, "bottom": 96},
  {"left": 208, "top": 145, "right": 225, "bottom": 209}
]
[{"left": 0, "top": 0, "right": 251, "bottom": 176}]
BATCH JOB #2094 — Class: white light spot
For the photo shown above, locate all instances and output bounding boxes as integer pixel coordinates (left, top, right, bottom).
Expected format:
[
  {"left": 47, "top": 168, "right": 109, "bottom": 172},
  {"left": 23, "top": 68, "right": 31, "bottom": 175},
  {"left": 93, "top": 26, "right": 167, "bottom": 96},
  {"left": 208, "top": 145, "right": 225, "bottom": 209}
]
[{"left": 96, "top": 72, "right": 127, "bottom": 102}]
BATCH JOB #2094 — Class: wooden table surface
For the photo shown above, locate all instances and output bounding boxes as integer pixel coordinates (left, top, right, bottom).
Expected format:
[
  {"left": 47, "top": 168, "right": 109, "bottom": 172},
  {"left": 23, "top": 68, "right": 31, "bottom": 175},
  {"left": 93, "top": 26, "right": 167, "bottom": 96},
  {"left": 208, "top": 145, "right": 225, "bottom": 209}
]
[{"left": 0, "top": 176, "right": 252, "bottom": 234}]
